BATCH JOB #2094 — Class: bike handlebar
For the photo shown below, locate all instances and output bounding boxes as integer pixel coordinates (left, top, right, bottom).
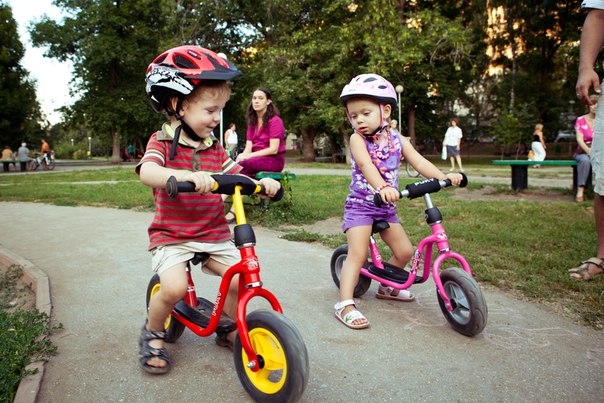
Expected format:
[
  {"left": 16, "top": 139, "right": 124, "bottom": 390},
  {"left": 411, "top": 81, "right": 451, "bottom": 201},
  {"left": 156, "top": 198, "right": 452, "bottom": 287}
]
[
  {"left": 166, "top": 174, "right": 284, "bottom": 202},
  {"left": 373, "top": 173, "right": 468, "bottom": 207}
]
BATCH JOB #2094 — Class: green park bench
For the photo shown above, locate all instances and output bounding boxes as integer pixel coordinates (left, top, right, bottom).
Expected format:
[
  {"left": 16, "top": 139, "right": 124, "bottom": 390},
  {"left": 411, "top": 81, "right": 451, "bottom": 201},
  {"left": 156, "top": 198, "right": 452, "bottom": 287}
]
[
  {"left": 254, "top": 171, "right": 297, "bottom": 209},
  {"left": 491, "top": 159, "right": 591, "bottom": 191}
]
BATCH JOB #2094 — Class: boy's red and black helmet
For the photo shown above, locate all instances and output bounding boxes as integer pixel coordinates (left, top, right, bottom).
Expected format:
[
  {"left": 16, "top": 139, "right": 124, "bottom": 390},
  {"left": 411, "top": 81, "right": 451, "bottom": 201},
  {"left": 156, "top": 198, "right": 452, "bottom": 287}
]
[{"left": 145, "top": 45, "right": 242, "bottom": 114}]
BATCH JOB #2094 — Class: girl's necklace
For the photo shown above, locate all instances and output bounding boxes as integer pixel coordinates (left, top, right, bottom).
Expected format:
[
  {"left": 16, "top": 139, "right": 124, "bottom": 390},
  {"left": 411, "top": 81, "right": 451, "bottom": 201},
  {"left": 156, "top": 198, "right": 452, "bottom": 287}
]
[{"left": 370, "top": 130, "right": 392, "bottom": 160}]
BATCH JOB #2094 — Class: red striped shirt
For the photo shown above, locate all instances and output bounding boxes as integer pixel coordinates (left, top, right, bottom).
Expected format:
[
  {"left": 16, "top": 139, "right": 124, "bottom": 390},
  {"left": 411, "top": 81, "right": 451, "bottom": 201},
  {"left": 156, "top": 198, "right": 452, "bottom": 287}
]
[{"left": 137, "top": 124, "right": 242, "bottom": 250}]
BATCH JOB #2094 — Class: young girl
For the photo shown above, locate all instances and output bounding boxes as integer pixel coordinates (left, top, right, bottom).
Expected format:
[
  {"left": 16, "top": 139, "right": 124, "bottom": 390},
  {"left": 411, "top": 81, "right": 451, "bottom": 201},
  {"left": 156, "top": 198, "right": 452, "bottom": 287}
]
[{"left": 335, "top": 74, "right": 462, "bottom": 329}]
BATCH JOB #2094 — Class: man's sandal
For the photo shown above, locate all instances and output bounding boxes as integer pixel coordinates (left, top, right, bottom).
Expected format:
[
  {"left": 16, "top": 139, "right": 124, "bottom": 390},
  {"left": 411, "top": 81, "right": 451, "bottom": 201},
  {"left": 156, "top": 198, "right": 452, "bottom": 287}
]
[
  {"left": 376, "top": 285, "right": 415, "bottom": 302},
  {"left": 568, "top": 257, "right": 604, "bottom": 281},
  {"left": 334, "top": 299, "right": 369, "bottom": 329},
  {"left": 138, "top": 323, "right": 171, "bottom": 375}
]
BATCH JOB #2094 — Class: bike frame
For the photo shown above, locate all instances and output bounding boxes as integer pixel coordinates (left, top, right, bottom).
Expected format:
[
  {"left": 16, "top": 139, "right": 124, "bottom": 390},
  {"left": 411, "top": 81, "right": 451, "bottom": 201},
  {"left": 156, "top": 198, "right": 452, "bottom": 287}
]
[
  {"left": 359, "top": 193, "right": 473, "bottom": 312},
  {"left": 166, "top": 186, "right": 282, "bottom": 372}
]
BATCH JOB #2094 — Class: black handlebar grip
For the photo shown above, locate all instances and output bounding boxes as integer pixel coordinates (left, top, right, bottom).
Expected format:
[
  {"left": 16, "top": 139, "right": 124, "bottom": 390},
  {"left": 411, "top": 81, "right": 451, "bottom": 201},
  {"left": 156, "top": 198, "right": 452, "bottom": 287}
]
[
  {"left": 166, "top": 176, "right": 195, "bottom": 198},
  {"left": 406, "top": 178, "right": 441, "bottom": 199},
  {"left": 459, "top": 172, "right": 468, "bottom": 188},
  {"left": 373, "top": 192, "right": 383, "bottom": 207},
  {"left": 272, "top": 185, "right": 284, "bottom": 202}
]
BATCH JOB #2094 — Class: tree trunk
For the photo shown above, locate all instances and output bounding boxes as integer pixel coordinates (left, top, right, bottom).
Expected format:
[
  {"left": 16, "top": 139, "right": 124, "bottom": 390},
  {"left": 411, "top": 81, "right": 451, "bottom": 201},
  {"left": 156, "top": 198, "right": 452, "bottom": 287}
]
[
  {"left": 407, "top": 107, "right": 416, "bottom": 146},
  {"left": 339, "top": 125, "right": 351, "bottom": 165},
  {"left": 111, "top": 121, "right": 121, "bottom": 164},
  {"left": 300, "top": 127, "right": 316, "bottom": 162}
]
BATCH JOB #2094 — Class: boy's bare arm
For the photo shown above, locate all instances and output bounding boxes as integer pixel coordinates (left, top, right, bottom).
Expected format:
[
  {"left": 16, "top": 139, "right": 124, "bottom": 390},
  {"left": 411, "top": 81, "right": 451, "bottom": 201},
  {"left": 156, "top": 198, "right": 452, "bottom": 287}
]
[{"left": 139, "top": 161, "right": 214, "bottom": 194}]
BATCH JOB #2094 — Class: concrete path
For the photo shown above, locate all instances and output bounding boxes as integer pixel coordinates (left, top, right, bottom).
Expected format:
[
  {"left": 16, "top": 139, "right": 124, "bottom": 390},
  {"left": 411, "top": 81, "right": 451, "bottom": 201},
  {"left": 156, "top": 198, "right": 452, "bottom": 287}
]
[{"left": 0, "top": 202, "right": 602, "bottom": 402}]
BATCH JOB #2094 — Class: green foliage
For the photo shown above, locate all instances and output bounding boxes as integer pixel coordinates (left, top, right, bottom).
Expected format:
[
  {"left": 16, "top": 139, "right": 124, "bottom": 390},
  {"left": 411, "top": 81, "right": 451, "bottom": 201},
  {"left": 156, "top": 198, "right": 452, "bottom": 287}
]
[
  {"left": 0, "top": 4, "right": 43, "bottom": 149},
  {"left": 0, "top": 266, "right": 57, "bottom": 402}
]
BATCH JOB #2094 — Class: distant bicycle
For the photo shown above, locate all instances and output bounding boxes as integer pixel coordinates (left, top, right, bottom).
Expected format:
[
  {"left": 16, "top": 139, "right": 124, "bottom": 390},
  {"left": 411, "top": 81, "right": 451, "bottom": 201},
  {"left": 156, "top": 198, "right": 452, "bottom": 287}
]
[
  {"left": 30, "top": 151, "right": 56, "bottom": 171},
  {"left": 400, "top": 156, "right": 420, "bottom": 177}
]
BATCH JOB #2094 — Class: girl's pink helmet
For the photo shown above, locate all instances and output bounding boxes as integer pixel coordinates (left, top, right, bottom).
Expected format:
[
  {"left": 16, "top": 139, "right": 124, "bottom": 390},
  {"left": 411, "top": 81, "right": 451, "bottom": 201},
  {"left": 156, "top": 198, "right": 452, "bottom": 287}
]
[{"left": 339, "top": 74, "right": 397, "bottom": 108}]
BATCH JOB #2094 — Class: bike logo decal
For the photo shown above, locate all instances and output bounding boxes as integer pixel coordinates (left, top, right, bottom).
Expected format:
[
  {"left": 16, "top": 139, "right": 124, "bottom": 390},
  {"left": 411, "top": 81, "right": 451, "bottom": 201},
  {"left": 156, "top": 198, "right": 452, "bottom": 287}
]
[
  {"left": 212, "top": 292, "right": 222, "bottom": 317},
  {"left": 410, "top": 250, "right": 421, "bottom": 273}
]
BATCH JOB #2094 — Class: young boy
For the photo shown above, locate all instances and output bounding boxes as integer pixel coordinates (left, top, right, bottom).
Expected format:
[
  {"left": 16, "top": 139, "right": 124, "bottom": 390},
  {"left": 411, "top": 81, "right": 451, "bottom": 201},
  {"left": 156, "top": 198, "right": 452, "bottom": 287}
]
[{"left": 137, "top": 45, "right": 280, "bottom": 374}]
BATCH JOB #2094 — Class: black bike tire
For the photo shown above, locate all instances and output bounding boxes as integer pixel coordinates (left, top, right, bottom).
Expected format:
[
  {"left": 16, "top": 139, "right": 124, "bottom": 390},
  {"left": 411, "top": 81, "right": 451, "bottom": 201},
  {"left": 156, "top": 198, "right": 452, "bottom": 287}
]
[
  {"left": 233, "top": 310, "right": 309, "bottom": 403},
  {"left": 145, "top": 274, "right": 186, "bottom": 343}
]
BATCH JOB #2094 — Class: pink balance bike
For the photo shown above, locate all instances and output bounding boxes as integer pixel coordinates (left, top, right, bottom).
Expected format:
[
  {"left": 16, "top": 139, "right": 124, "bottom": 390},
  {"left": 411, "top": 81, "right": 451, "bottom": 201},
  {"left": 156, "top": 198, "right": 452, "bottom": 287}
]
[
  {"left": 330, "top": 174, "right": 488, "bottom": 336},
  {"left": 146, "top": 174, "right": 309, "bottom": 402}
]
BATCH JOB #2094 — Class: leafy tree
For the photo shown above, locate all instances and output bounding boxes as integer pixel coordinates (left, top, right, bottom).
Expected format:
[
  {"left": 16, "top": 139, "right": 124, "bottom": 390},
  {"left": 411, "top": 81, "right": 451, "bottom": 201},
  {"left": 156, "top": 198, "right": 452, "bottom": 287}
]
[
  {"left": 30, "top": 0, "right": 170, "bottom": 162},
  {"left": 0, "top": 3, "right": 43, "bottom": 149},
  {"left": 487, "top": 0, "right": 585, "bottom": 136}
]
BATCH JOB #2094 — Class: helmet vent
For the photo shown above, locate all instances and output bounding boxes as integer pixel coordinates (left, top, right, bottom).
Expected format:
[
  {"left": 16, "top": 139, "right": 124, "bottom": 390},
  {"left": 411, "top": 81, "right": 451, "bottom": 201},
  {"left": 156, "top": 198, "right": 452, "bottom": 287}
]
[{"left": 174, "top": 54, "right": 196, "bottom": 69}]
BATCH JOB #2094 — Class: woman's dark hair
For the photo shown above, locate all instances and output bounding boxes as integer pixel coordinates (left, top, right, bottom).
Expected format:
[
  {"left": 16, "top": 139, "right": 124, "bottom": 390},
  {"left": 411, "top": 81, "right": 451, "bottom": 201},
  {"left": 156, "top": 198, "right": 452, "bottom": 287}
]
[{"left": 246, "top": 87, "right": 280, "bottom": 129}]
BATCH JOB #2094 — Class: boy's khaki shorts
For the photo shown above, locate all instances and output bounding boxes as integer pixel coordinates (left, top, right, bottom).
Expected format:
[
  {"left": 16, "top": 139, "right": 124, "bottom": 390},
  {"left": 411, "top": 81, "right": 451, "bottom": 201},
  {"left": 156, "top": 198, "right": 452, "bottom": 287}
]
[{"left": 151, "top": 241, "right": 240, "bottom": 276}]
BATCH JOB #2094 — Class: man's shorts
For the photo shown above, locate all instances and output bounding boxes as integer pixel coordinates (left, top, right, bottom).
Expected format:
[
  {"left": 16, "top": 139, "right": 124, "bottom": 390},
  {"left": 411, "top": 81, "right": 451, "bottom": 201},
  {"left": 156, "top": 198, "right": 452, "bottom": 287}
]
[
  {"left": 151, "top": 241, "right": 240, "bottom": 276},
  {"left": 591, "top": 86, "right": 604, "bottom": 196}
]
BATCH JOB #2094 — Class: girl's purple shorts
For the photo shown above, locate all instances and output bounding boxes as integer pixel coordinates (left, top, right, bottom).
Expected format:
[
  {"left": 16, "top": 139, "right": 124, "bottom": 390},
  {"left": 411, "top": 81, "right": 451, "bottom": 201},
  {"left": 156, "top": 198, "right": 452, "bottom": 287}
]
[{"left": 342, "top": 199, "right": 399, "bottom": 233}]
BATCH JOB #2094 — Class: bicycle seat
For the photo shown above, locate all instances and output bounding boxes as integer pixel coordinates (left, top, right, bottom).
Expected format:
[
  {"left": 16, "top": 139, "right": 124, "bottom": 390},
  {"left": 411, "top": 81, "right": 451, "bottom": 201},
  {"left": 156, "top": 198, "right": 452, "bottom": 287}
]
[
  {"left": 372, "top": 220, "right": 390, "bottom": 234},
  {"left": 191, "top": 252, "right": 209, "bottom": 266}
]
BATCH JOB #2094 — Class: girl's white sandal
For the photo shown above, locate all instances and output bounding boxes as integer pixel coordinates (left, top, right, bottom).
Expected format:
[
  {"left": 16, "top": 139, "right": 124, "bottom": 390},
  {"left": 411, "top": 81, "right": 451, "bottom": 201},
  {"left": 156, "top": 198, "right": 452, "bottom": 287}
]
[{"left": 334, "top": 299, "right": 370, "bottom": 329}]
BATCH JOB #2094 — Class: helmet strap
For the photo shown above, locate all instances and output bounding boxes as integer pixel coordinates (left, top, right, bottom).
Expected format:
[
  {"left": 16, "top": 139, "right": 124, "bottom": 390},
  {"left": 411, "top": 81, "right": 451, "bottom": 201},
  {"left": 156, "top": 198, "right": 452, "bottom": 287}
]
[
  {"left": 169, "top": 125, "right": 181, "bottom": 160},
  {"left": 173, "top": 98, "right": 202, "bottom": 145}
]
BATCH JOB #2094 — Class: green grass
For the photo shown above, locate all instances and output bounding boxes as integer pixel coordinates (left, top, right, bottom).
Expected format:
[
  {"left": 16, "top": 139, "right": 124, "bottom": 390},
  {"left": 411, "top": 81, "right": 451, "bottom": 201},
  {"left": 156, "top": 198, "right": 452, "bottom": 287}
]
[
  {"left": 0, "top": 165, "right": 602, "bottom": 330},
  {"left": 0, "top": 266, "right": 58, "bottom": 401}
]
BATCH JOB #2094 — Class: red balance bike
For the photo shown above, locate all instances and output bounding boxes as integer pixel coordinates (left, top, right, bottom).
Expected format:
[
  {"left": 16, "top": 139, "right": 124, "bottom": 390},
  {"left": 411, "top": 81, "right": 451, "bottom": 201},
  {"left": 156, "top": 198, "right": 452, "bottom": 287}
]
[{"left": 146, "top": 174, "right": 309, "bottom": 402}]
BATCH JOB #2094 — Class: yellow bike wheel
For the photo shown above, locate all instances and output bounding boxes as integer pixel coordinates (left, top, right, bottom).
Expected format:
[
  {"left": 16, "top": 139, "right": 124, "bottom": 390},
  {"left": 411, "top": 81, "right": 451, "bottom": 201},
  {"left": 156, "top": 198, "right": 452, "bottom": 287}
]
[{"left": 234, "top": 310, "right": 309, "bottom": 402}]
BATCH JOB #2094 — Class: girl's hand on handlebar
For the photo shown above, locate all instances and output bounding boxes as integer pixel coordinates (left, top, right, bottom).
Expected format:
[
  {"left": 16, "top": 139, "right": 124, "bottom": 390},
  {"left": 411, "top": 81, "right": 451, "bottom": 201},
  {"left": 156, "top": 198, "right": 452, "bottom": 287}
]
[
  {"left": 181, "top": 171, "right": 215, "bottom": 194},
  {"left": 258, "top": 178, "right": 281, "bottom": 198},
  {"left": 379, "top": 186, "right": 400, "bottom": 204},
  {"left": 444, "top": 172, "right": 463, "bottom": 186}
]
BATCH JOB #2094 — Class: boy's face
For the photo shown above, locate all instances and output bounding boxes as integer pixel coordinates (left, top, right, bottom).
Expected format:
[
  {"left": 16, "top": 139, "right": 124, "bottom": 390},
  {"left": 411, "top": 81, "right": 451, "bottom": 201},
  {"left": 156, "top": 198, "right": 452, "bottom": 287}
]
[
  {"left": 180, "top": 90, "right": 229, "bottom": 138},
  {"left": 346, "top": 98, "right": 390, "bottom": 135}
]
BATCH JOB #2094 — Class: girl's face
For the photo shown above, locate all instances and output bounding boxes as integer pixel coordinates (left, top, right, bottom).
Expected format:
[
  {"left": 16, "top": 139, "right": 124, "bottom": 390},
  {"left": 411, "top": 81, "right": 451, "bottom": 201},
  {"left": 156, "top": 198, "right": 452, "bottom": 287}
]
[
  {"left": 180, "top": 90, "right": 229, "bottom": 138},
  {"left": 346, "top": 99, "right": 390, "bottom": 135},
  {"left": 251, "top": 90, "right": 271, "bottom": 114}
]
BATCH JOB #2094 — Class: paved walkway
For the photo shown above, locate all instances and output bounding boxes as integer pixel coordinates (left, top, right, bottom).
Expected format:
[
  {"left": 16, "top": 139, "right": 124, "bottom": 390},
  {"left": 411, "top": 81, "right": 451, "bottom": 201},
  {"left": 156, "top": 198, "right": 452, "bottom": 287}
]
[{"left": 1, "top": 201, "right": 602, "bottom": 402}]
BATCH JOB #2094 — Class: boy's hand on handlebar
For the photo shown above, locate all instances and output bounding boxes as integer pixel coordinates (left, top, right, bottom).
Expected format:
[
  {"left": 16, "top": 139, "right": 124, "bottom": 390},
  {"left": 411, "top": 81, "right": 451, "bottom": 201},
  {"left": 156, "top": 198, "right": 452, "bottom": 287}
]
[
  {"left": 182, "top": 171, "right": 215, "bottom": 194},
  {"left": 258, "top": 178, "right": 281, "bottom": 198},
  {"left": 380, "top": 186, "right": 400, "bottom": 204},
  {"left": 444, "top": 173, "right": 463, "bottom": 186}
]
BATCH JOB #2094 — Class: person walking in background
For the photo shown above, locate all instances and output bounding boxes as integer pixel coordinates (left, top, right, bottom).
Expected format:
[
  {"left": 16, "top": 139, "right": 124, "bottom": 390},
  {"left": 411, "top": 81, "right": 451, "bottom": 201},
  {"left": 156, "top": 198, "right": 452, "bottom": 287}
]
[
  {"left": 573, "top": 95, "right": 598, "bottom": 202},
  {"left": 16, "top": 142, "right": 30, "bottom": 171},
  {"left": 224, "top": 123, "right": 238, "bottom": 158},
  {"left": 529, "top": 123, "right": 547, "bottom": 167},
  {"left": 570, "top": 2, "right": 604, "bottom": 280},
  {"left": 442, "top": 117, "right": 464, "bottom": 172}
]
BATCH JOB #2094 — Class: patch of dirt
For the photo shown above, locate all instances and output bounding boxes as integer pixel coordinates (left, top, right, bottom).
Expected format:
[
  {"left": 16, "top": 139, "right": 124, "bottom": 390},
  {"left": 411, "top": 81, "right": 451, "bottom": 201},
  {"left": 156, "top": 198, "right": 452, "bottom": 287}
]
[
  {"left": 0, "top": 264, "right": 36, "bottom": 313},
  {"left": 281, "top": 217, "right": 343, "bottom": 236},
  {"left": 453, "top": 185, "right": 573, "bottom": 202}
]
